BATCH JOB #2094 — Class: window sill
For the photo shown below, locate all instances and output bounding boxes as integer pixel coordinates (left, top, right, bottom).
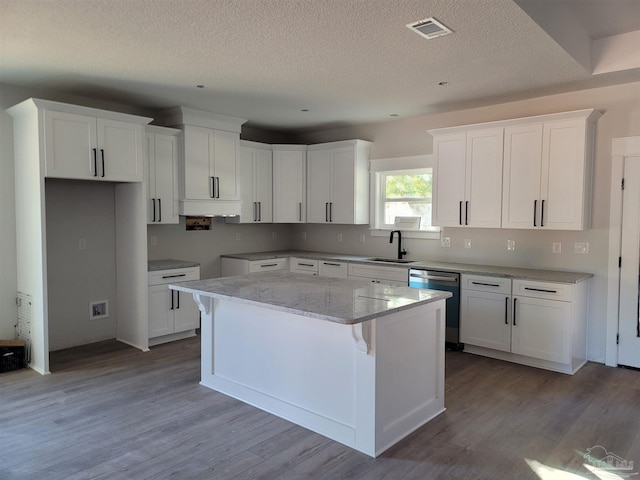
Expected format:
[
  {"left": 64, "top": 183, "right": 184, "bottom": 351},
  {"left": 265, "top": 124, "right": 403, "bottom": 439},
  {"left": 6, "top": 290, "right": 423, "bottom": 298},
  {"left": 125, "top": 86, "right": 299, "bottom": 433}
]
[{"left": 369, "top": 228, "right": 441, "bottom": 240}]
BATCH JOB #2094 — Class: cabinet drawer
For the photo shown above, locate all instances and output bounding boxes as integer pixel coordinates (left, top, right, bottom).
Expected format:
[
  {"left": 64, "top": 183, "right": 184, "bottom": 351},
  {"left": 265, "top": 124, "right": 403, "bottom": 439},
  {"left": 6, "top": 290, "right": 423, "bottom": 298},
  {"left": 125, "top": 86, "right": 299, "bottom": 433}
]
[
  {"left": 148, "top": 267, "right": 200, "bottom": 286},
  {"left": 319, "top": 261, "right": 348, "bottom": 279},
  {"left": 248, "top": 258, "right": 288, "bottom": 273},
  {"left": 512, "top": 279, "right": 572, "bottom": 301},
  {"left": 290, "top": 257, "right": 318, "bottom": 273},
  {"left": 462, "top": 274, "right": 511, "bottom": 294},
  {"left": 348, "top": 264, "right": 408, "bottom": 283}
]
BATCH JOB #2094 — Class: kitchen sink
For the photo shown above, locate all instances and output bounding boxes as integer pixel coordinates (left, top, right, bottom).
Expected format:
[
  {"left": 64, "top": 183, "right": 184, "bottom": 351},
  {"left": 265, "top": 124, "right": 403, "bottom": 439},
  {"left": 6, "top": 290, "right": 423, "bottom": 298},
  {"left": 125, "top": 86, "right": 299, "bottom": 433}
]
[{"left": 367, "top": 258, "right": 417, "bottom": 264}]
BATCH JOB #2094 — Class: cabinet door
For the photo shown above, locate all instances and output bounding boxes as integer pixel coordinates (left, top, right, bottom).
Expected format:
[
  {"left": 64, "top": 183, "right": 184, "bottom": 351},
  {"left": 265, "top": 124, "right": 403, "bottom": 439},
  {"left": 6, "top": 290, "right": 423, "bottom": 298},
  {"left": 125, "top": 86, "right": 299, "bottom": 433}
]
[
  {"left": 173, "top": 291, "right": 200, "bottom": 332},
  {"left": 432, "top": 134, "right": 466, "bottom": 226},
  {"left": 237, "top": 146, "right": 257, "bottom": 222},
  {"left": 152, "top": 133, "right": 179, "bottom": 224},
  {"left": 44, "top": 110, "right": 98, "bottom": 179},
  {"left": 541, "top": 119, "right": 587, "bottom": 230},
  {"left": 145, "top": 133, "right": 157, "bottom": 222},
  {"left": 98, "top": 118, "right": 143, "bottom": 181},
  {"left": 183, "top": 125, "right": 214, "bottom": 199},
  {"left": 212, "top": 129, "right": 239, "bottom": 200},
  {"left": 465, "top": 129, "right": 504, "bottom": 228},
  {"left": 273, "top": 149, "right": 306, "bottom": 223},
  {"left": 306, "top": 149, "right": 332, "bottom": 223},
  {"left": 502, "top": 124, "right": 543, "bottom": 228},
  {"left": 460, "top": 290, "right": 511, "bottom": 352},
  {"left": 148, "top": 285, "right": 174, "bottom": 338},
  {"left": 255, "top": 148, "right": 273, "bottom": 223},
  {"left": 330, "top": 147, "right": 358, "bottom": 224},
  {"left": 511, "top": 296, "right": 571, "bottom": 363}
]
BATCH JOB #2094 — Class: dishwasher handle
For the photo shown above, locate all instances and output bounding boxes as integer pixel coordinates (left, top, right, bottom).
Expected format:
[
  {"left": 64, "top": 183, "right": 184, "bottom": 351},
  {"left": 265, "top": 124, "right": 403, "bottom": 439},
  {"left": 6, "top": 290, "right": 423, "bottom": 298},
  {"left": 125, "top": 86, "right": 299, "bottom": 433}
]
[{"left": 409, "top": 272, "right": 459, "bottom": 283}]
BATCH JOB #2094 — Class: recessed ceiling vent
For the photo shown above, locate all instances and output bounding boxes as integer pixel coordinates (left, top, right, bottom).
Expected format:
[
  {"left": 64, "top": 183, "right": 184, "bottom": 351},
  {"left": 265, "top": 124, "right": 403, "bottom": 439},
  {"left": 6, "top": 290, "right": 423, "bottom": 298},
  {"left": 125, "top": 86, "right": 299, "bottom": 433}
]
[{"left": 406, "top": 17, "right": 453, "bottom": 40}]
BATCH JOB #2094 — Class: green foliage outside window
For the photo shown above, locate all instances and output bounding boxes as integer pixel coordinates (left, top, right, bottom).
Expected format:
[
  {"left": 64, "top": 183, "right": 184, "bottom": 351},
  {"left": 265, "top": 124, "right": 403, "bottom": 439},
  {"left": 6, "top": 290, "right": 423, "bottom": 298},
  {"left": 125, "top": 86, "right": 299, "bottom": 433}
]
[{"left": 385, "top": 173, "right": 432, "bottom": 199}]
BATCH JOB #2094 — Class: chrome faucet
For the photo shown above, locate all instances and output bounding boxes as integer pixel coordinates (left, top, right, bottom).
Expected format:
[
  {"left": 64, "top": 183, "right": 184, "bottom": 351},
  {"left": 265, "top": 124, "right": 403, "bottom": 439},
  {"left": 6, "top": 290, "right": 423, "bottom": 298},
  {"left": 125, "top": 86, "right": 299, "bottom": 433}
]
[{"left": 389, "top": 230, "right": 407, "bottom": 260}]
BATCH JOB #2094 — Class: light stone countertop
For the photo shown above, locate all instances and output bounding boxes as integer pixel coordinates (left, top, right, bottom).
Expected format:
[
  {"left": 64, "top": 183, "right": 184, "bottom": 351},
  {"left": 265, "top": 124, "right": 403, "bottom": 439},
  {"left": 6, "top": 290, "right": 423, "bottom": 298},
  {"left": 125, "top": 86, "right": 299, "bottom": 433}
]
[
  {"left": 221, "top": 250, "right": 592, "bottom": 284},
  {"left": 148, "top": 259, "right": 200, "bottom": 271},
  {"left": 170, "top": 271, "right": 451, "bottom": 325}
]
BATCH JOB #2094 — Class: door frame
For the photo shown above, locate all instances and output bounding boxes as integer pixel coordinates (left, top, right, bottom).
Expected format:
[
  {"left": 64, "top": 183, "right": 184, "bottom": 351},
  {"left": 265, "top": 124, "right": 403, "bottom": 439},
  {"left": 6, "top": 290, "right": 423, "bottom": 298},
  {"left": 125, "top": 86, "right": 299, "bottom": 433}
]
[{"left": 606, "top": 136, "right": 640, "bottom": 367}]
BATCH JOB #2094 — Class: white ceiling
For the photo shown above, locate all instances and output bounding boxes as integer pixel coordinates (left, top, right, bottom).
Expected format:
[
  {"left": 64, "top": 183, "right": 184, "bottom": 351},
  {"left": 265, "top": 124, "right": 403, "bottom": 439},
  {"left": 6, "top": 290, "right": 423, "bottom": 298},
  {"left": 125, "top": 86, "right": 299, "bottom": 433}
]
[{"left": 1, "top": 0, "right": 639, "bottom": 133}]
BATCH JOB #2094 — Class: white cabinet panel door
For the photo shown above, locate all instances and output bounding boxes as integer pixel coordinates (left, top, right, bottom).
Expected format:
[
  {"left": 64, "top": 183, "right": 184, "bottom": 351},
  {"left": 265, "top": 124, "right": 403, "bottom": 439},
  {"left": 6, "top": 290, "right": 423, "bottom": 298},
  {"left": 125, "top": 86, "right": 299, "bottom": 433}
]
[
  {"left": 433, "top": 133, "right": 466, "bottom": 227},
  {"left": 461, "top": 289, "right": 511, "bottom": 352},
  {"left": 44, "top": 110, "right": 97, "bottom": 179}
]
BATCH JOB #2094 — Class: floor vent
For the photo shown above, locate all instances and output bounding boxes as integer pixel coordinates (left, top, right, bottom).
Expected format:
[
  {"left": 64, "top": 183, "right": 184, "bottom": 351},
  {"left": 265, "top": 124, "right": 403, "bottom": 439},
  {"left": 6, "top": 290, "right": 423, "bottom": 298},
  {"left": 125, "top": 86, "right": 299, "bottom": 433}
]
[{"left": 406, "top": 17, "right": 453, "bottom": 40}]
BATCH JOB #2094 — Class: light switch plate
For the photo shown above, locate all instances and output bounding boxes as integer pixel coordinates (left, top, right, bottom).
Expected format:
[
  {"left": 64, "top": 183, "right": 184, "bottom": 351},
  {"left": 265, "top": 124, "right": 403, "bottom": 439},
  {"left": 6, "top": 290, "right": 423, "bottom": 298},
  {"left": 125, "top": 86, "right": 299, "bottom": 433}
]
[
  {"left": 464, "top": 239, "right": 472, "bottom": 249},
  {"left": 507, "top": 240, "right": 516, "bottom": 251},
  {"left": 441, "top": 236, "right": 451, "bottom": 248},
  {"left": 552, "top": 242, "right": 561, "bottom": 253},
  {"left": 337, "top": 233, "right": 343, "bottom": 242}
]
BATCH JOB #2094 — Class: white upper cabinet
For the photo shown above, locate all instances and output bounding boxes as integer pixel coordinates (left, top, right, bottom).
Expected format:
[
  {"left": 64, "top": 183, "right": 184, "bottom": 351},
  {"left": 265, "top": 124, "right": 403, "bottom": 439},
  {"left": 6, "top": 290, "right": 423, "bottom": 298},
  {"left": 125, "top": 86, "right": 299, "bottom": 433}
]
[
  {"left": 306, "top": 140, "right": 371, "bottom": 224},
  {"left": 432, "top": 129, "right": 504, "bottom": 227},
  {"left": 502, "top": 112, "right": 599, "bottom": 230},
  {"left": 182, "top": 125, "right": 239, "bottom": 201},
  {"left": 233, "top": 141, "right": 273, "bottom": 223},
  {"left": 145, "top": 126, "right": 180, "bottom": 224},
  {"left": 161, "top": 107, "right": 247, "bottom": 217},
  {"left": 43, "top": 108, "right": 149, "bottom": 182},
  {"left": 430, "top": 109, "right": 600, "bottom": 230},
  {"left": 272, "top": 145, "right": 307, "bottom": 223}
]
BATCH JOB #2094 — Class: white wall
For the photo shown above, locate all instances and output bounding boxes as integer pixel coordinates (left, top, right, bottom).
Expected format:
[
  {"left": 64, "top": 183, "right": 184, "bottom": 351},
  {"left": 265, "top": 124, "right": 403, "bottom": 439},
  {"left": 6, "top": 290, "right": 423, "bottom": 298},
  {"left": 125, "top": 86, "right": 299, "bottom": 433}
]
[{"left": 292, "top": 82, "right": 640, "bottom": 364}]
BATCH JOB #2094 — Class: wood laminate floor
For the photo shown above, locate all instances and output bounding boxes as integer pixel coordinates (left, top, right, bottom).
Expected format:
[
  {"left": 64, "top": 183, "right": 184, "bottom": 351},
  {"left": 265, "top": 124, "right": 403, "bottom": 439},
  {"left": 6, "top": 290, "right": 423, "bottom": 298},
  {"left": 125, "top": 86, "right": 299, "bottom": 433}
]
[{"left": 1, "top": 336, "right": 638, "bottom": 480}]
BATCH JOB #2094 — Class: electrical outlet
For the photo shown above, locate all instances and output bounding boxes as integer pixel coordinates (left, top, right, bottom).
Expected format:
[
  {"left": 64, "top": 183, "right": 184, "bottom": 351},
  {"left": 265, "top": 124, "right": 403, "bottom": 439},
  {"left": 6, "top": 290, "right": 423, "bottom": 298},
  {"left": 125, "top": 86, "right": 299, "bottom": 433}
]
[
  {"left": 575, "top": 242, "right": 589, "bottom": 254},
  {"left": 507, "top": 240, "right": 516, "bottom": 251},
  {"left": 272, "top": 232, "right": 277, "bottom": 240},
  {"left": 78, "top": 238, "right": 87, "bottom": 250},
  {"left": 359, "top": 234, "right": 365, "bottom": 243},
  {"left": 235, "top": 233, "right": 241, "bottom": 241},
  {"left": 150, "top": 236, "right": 157, "bottom": 247},
  {"left": 552, "top": 242, "right": 562, "bottom": 253},
  {"left": 464, "top": 239, "right": 472, "bottom": 249},
  {"left": 441, "top": 237, "right": 451, "bottom": 248},
  {"left": 302, "top": 231, "right": 307, "bottom": 240},
  {"left": 337, "top": 233, "right": 343, "bottom": 242}
]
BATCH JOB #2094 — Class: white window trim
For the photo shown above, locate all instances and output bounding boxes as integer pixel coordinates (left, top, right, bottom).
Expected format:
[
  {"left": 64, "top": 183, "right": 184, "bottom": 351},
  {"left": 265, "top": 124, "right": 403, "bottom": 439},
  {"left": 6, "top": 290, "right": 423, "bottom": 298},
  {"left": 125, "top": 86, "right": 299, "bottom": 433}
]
[{"left": 369, "top": 154, "right": 441, "bottom": 240}]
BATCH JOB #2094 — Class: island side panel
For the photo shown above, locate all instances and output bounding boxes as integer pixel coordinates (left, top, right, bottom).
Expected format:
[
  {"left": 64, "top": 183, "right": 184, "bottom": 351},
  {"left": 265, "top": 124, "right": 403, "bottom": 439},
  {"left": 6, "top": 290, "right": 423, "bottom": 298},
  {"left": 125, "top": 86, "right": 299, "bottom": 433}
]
[
  {"left": 373, "top": 299, "right": 446, "bottom": 456},
  {"left": 202, "top": 299, "right": 361, "bottom": 448}
]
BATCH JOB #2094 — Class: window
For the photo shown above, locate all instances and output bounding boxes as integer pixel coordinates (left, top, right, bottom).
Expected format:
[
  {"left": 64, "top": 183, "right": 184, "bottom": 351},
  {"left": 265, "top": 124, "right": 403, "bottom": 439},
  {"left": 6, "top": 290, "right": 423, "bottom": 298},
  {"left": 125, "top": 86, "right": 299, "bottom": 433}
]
[
  {"left": 378, "top": 169, "right": 433, "bottom": 229},
  {"left": 370, "top": 155, "right": 440, "bottom": 239}
]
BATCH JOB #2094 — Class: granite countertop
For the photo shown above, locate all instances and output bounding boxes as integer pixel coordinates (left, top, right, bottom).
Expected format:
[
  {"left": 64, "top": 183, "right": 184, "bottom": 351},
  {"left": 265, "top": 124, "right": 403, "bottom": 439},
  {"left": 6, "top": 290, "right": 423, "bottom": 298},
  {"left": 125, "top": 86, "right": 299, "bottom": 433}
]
[
  {"left": 220, "top": 251, "right": 592, "bottom": 284},
  {"left": 148, "top": 259, "right": 200, "bottom": 271},
  {"left": 170, "top": 271, "right": 451, "bottom": 325}
]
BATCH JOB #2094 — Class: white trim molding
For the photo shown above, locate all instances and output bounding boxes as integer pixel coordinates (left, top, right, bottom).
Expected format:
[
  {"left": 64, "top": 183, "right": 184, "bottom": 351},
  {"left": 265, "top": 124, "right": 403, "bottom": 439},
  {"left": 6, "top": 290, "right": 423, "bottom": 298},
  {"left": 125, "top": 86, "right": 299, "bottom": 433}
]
[{"left": 606, "top": 136, "right": 640, "bottom": 367}]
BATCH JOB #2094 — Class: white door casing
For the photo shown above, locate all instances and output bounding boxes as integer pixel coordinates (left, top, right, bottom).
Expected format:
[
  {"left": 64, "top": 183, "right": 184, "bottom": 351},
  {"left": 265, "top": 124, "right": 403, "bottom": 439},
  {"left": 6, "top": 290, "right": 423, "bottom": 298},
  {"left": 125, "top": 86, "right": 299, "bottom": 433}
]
[{"left": 606, "top": 136, "right": 640, "bottom": 367}]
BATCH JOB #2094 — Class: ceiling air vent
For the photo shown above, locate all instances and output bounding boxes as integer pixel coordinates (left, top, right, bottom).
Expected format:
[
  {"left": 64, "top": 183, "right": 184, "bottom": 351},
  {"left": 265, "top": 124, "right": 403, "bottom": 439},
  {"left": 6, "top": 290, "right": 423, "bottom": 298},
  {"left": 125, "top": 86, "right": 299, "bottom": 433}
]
[{"left": 406, "top": 17, "right": 453, "bottom": 40}]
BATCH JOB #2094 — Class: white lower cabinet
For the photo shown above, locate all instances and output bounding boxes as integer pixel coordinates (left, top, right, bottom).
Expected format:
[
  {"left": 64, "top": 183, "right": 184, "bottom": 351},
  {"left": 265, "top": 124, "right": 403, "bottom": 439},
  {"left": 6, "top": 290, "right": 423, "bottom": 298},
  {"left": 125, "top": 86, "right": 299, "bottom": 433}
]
[
  {"left": 221, "top": 257, "right": 288, "bottom": 276},
  {"left": 318, "top": 260, "right": 348, "bottom": 279},
  {"left": 290, "top": 257, "right": 318, "bottom": 275},
  {"left": 461, "top": 274, "right": 588, "bottom": 374},
  {"left": 347, "top": 264, "right": 408, "bottom": 286},
  {"left": 148, "top": 266, "right": 200, "bottom": 345},
  {"left": 460, "top": 275, "right": 512, "bottom": 352}
]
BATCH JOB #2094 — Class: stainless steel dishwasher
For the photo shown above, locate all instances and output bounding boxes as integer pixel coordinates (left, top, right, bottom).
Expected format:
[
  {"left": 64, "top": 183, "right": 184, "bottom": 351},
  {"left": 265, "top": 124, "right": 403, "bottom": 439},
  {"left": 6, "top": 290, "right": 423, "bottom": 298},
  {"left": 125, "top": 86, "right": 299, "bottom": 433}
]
[{"left": 408, "top": 268, "right": 462, "bottom": 350}]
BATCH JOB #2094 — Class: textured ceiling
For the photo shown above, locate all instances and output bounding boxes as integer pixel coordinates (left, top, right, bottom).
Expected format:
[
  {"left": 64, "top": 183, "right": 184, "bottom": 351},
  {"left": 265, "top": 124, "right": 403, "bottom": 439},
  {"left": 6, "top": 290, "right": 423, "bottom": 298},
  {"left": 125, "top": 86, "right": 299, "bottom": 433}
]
[{"left": 1, "top": 0, "right": 639, "bottom": 132}]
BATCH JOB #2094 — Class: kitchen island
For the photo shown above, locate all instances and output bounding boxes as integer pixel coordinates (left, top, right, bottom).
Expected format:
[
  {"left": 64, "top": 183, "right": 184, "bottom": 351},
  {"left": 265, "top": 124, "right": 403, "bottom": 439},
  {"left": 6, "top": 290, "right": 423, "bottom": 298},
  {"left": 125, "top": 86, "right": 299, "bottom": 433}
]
[{"left": 170, "top": 271, "right": 451, "bottom": 457}]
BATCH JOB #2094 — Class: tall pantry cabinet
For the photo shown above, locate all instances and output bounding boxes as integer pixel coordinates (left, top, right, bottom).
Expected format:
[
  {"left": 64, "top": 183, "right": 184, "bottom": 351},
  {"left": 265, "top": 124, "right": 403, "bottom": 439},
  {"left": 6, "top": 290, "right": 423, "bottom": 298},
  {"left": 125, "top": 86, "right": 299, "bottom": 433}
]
[{"left": 7, "top": 98, "right": 152, "bottom": 374}]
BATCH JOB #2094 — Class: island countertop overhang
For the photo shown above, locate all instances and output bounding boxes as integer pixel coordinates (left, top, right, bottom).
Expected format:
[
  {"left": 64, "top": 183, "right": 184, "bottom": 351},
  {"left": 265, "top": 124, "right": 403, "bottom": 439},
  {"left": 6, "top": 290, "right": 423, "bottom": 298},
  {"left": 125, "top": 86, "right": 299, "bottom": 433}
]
[{"left": 170, "top": 271, "right": 451, "bottom": 325}]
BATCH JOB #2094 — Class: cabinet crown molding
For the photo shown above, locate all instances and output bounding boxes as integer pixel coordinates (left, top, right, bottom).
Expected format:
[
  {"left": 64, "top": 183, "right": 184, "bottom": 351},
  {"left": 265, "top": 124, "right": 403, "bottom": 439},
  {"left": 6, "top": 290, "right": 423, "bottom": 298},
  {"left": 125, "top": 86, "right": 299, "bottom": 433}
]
[
  {"left": 427, "top": 109, "right": 601, "bottom": 137},
  {"left": 7, "top": 98, "right": 153, "bottom": 125},
  {"left": 161, "top": 106, "right": 247, "bottom": 133}
]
